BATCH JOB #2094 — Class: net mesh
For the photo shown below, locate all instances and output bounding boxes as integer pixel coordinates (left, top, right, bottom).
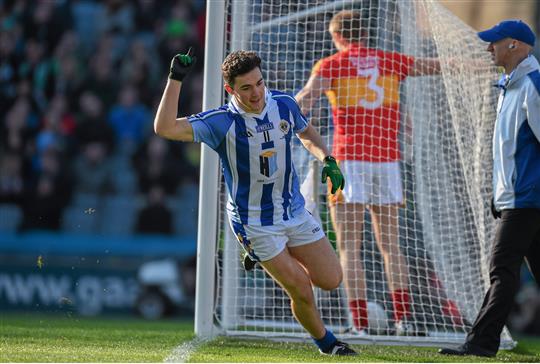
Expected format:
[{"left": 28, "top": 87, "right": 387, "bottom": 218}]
[{"left": 212, "top": 0, "right": 513, "bottom": 346}]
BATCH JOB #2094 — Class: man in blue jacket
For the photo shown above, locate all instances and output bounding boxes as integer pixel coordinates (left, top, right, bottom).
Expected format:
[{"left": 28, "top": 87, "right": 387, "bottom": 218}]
[{"left": 439, "top": 20, "right": 540, "bottom": 357}]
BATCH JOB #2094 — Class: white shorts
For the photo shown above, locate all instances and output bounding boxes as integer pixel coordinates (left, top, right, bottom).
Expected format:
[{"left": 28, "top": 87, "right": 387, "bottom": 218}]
[
  {"left": 230, "top": 209, "right": 325, "bottom": 262},
  {"left": 336, "top": 161, "right": 403, "bottom": 205}
]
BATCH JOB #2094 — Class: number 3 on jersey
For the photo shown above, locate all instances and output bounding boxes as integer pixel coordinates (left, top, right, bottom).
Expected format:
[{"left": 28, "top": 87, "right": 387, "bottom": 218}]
[{"left": 357, "top": 67, "right": 384, "bottom": 109}]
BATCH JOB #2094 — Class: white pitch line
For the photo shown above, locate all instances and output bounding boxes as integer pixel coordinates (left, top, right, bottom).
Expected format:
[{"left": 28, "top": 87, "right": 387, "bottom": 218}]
[{"left": 165, "top": 336, "right": 210, "bottom": 363}]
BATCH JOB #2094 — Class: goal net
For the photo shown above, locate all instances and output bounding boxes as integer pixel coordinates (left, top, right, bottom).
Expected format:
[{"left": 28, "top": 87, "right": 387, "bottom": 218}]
[{"left": 202, "top": 0, "right": 515, "bottom": 348}]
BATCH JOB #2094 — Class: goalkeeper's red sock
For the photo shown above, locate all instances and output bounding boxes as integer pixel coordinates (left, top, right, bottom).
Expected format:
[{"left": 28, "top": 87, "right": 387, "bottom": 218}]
[
  {"left": 391, "top": 289, "right": 410, "bottom": 322},
  {"left": 349, "top": 299, "right": 368, "bottom": 330}
]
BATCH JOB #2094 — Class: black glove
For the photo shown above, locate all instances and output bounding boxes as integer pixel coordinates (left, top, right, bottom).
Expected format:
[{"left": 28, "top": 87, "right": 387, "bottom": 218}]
[
  {"left": 169, "top": 47, "right": 197, "bottom": 81},
  {"left": 490, "top": 198, "right": 501, "bottom": 219},
  {"left": 321, "top": 156, "right": 345, "bottom": 194}
]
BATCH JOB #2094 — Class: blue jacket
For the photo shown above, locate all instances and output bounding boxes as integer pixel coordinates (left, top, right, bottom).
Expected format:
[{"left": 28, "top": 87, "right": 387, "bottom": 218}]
[{"left": 493, "top": 55, "right": 540, "bottom": 210}]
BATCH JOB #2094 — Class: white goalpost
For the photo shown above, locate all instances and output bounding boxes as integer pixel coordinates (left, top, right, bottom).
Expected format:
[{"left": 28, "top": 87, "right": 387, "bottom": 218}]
[
  {"left": 193, "top": 0, "right": 224, "bottom": 338},
  {"left": 195, "top": 0, "right": 515, "bottom": 349}
]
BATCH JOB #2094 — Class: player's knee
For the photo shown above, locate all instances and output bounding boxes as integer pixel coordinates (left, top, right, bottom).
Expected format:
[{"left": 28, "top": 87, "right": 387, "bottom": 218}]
[
  {"left": 287, "top": 276, "right": 315, "bottom": 305},
  {"left": 291, "top": 286, "right": 315, "bottom": 307},
  {"left": 314, "top": 267, "right": 342, "bottom": 291},
  {"left": 330, "top": 264, "right": 344, "bottom": 289}
]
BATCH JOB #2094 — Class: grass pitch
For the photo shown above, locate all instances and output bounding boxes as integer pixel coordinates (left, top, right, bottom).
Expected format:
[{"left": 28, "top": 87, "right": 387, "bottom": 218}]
[
  {"left": 1, "top": 312, "right": 539, "bottom": 362},
  {"left": 1, "top": 312, "right": 193, "bottom": 362}
]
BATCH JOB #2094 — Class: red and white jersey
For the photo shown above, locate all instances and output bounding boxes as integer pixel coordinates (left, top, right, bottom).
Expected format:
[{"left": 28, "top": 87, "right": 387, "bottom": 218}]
[{"left": 313, "top": 44, "right": 414, "bottom": 162}]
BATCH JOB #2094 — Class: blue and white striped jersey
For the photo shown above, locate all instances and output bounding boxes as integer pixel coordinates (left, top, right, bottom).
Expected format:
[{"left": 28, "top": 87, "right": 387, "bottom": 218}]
[
  {"left": 493, "top": 55, "right": 540, "bottom": 210},
  {"left": 188, "top": 89, "right": 309, "bottom": 226}
]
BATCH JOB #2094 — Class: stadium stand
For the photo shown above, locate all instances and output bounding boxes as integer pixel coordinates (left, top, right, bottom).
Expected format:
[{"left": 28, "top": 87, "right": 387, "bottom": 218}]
[{"left": 0, "top": 0, "right": 204, "bottom": 237}]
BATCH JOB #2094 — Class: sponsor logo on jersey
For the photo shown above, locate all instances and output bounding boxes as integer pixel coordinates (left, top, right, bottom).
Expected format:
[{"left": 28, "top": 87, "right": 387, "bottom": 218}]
[{"left": 255, "top": 122, "right": 274, "bottom": 133}]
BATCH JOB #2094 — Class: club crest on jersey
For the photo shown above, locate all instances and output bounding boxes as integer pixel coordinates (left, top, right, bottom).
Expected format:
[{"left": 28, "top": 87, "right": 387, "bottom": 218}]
[
  {"left": 279, "top": 120, "right": 290, "bottom": 134},
  {"left": 259, "top": 150, "right": 277, "bottom": 177}
]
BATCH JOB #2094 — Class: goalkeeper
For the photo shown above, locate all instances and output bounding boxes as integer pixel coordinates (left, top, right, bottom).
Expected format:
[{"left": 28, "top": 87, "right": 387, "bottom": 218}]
[
  {"left": 154, "top": 49, "right": 356, "bottom": 356},
  {"left": 296, "top": 10, "right": 448, "bottom": 336}
]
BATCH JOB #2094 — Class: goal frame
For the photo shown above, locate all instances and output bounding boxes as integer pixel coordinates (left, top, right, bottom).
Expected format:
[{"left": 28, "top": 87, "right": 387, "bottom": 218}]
[
  {"left": 194, "top": 0, "right": 516, "bottom": 350},
  {"left": 194, "top": 0, "right": 225, "bottom": 338}
]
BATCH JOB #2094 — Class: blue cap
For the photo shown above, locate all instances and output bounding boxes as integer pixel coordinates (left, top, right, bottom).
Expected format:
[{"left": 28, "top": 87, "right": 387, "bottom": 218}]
[{"left": 478, "top": 20, "right": 536, "bottom": 47}]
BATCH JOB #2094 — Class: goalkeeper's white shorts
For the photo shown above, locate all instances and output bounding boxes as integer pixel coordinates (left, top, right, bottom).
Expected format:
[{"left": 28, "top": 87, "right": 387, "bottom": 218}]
[
  {"left": 329, "top": 161, "right": 403, "bottom": 205},
  {"left": 230, "top": 209, "right": 325, "bottom": 262}
]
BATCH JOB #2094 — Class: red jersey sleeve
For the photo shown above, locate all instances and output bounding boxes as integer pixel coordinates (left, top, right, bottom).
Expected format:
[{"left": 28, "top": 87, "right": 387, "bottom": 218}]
[
  {"left": 381, "top": 51, "right": 415, "bottom": 80},
  {"left": 312, "top": 58, "right": 334, "bottom": 79}
]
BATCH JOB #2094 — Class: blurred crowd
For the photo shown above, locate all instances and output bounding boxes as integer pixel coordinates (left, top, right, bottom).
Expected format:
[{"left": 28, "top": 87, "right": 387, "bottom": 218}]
[{"left": 0, "top": 0, "right": 205, "bottom": 236}]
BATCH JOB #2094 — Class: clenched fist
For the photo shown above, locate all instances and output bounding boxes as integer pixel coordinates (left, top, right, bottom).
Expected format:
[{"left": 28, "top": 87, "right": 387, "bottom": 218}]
[{"left": 169, "top": 47, "right": 197, "bottom": 82}]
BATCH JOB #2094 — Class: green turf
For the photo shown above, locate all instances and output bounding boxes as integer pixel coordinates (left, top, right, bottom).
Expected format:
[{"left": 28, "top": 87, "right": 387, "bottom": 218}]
[
  {"left": 189, "top": 336, "right": 540, "bottom": 363},
  {"left": 2, "top": 312, "right": 539, "bottom": 362},
  {"left": 1, "top": 312, "right": 193, "bottom": 362}
]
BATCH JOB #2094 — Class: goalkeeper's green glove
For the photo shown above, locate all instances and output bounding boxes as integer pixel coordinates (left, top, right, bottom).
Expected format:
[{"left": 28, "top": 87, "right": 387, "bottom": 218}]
[
  {"left": 321, "top": 156, "right": 345, "bottom": 194},
  {"left": 169, "top": 47, "right": 197, "bottom": 82}
]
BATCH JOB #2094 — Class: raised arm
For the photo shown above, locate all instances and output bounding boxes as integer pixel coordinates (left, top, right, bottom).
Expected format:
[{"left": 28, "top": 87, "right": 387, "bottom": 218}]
[
  {"left": 295, "top": 73, "right": 331, "bottom": 116},
  {"left": 154, "top": 50, "right": 196, "bottom": 142}
]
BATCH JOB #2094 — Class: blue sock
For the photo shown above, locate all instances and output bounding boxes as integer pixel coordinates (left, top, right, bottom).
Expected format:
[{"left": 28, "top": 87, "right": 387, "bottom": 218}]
[{"left": 313, "top": 329, "right": 337, "bottom": 352}]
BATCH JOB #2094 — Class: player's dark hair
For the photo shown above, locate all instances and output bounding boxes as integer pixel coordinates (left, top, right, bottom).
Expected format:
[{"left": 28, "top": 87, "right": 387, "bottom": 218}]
[
  {"left": 329, "top": 10, "right": 369, "bottom": 44},
  {"left": 222, "top": 50, "right": 262, "bottom": 86}
]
